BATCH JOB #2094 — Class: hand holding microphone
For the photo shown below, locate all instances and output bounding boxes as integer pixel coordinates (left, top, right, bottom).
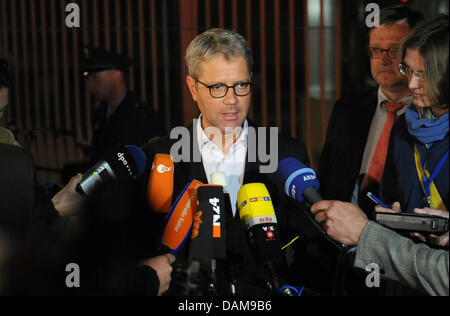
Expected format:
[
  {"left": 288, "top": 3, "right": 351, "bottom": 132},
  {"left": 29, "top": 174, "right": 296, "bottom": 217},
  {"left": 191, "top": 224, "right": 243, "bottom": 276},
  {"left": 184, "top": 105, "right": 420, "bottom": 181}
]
[
  {"left": 276, "top": 157, "right": 352, "bottom": 250},
  {"left": 77, "top": 144, "right": 147, "bottom": 197},
  {"left": 139, "top": 253, "right": 176, "bottom": 296}
]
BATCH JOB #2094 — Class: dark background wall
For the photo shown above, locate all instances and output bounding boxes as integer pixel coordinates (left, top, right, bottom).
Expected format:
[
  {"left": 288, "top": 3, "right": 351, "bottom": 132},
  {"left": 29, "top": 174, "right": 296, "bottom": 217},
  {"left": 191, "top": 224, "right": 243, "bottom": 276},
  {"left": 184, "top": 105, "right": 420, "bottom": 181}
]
[{"left": 0, "top": 0, "right": 447, "bottom": 185}]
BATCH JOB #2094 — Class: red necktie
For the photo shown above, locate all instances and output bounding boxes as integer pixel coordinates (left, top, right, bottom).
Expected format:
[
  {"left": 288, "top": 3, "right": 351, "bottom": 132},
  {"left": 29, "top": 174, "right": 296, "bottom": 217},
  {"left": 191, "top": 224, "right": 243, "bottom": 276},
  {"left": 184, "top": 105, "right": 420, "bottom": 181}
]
[{"left": 363, "top": 101, "right": 406, "bottom": 190}]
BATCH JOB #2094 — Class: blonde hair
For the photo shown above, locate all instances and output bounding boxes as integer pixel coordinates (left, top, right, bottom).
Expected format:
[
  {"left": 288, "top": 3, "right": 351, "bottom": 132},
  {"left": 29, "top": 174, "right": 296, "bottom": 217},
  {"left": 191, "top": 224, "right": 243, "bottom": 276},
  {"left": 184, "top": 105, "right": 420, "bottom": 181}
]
[
  {"left": 399, "top": 15, "right": 449, "bottom": 108},
  {"left": 185, "top": 28, "right": 252, "bottom": 78}
]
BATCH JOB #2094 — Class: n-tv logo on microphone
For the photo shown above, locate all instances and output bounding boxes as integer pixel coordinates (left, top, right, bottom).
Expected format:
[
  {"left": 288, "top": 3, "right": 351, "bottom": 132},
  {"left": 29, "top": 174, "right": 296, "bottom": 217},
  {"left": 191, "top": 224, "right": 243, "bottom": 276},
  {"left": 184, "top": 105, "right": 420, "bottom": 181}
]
[{"left": 209, "top": 197, "right": 221, "bottom": 238}]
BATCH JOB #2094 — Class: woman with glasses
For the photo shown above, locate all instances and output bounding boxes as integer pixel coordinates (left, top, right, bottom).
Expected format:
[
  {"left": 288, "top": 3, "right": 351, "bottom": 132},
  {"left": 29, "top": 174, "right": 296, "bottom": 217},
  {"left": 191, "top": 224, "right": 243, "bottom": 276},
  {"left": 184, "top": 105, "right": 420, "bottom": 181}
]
[{"left": 380, "top": 14, "right": 449, "bottom": 224}]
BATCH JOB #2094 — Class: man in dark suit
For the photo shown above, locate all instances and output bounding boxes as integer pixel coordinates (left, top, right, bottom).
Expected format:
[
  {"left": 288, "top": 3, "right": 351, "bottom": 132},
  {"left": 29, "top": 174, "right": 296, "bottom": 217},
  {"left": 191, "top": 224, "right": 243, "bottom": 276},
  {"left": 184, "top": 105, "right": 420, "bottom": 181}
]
[
  {"left": 317, "top": 5, "right": 425, "bottom": 296},
  {"left": 139, "top": 28, "right": 314, "bottom": 296},
  {"left": 318, "top": 5, "right": 424, "bottom": 214}
]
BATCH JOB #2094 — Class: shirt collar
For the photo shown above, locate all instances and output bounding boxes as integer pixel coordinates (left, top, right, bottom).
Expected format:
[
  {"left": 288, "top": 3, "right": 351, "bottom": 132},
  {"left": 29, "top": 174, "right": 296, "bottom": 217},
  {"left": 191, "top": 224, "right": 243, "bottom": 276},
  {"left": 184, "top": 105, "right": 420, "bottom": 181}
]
[
  {"left": 377, "top": 87, "right": 412, "bottom": 115},
  {"left": 196, "top": 114, "right": 248, "bottom": 154}
]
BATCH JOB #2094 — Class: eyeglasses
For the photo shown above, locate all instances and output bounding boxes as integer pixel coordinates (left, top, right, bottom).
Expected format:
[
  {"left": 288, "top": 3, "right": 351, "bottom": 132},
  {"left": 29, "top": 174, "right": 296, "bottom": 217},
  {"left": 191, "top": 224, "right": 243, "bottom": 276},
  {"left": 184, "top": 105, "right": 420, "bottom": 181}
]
[
  {"left": 367, "top": 47, "right": 399, "bottom": 59},
  {"left": 398, "top": 63, "right": 424, "bottom": 81},
  {"left": 194, "top": 77, "right": 253, "bottom": 98}
]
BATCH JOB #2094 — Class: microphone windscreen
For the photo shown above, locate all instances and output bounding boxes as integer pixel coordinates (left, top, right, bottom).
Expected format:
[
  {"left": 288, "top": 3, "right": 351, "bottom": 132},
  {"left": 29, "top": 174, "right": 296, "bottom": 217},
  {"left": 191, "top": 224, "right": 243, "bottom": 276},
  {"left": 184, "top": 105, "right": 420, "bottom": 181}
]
[
  {"left": 237, "top": 183, "right": 282, "bottom": 264},
  {"left": 125, "top": 145, "right": 147, "bottom": 177},
  {"left": 237, "top": 183, "right": 277, "bottom": 230},
  {"left": 148, "top": 154, "right": 174, "bottom": 213},
  {"left": 160, "top": 179, "right": 203, "bottom": 254},
  {"left": 211, "top": 172, "right": 227, "bottom": 189},
  {"left": 77, "top": 144, "right": 147, "bottom": 196},
  {"left": 188, "top": 185, "right": 219, "bottom": 267},
  {"left": 277, "top": 157, "right": 319, "bottom": 202}
]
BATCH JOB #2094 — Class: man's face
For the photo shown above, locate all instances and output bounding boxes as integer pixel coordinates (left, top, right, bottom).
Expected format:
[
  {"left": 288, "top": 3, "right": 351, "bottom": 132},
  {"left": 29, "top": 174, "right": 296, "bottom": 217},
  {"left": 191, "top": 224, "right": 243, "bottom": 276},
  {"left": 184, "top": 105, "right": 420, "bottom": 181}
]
[
  {"left": 369, "top": 22, "right": 411, "bottom": 92},
  {"left": 403, "top": 49, "right": 431, "bottom": 108},
  {"left": 186, "top": 55, "right": 251, "bottom": 135},
  {"left": 0, "top": 87, "right": 8, "bottom": 120},
  {"left": 85, "top": 69, "right": 117, "bottom": 101}
]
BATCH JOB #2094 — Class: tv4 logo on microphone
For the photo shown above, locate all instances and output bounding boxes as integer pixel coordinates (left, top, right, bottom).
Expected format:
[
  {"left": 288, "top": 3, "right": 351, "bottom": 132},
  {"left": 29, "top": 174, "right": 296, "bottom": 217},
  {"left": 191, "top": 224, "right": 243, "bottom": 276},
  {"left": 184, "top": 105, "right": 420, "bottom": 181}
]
[{"left": 209, "top": 197, "right": 221, "bottom": 238}]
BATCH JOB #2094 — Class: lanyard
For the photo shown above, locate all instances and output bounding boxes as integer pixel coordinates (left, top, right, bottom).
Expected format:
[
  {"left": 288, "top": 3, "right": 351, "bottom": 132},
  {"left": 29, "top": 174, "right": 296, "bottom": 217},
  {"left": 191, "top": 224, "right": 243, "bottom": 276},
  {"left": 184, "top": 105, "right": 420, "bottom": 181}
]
[
  {"left": 414, "top": 145, "right": 448, "bottom": 210},
  {"left": 420, "top": 150, "right": 449, "bottom": 198}
]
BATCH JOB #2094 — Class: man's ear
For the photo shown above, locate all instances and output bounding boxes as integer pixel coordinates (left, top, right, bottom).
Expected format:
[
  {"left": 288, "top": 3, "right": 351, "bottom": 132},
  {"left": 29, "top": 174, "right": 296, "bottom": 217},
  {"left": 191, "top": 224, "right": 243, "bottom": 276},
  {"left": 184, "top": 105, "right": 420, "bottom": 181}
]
[{"left": 186, "top": 75, "right": 198, "bottom": 103}]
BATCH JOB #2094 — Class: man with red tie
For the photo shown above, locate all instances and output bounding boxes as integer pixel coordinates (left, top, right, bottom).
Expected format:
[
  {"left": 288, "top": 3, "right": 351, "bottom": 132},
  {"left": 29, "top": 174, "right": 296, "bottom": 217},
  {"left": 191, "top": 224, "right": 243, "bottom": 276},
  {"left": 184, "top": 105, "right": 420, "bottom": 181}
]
[
  {"left": 314, "top": 5, "right": 424, "bottom": 296},
  {"left": 318, "top": 5, "right": 424, "bottom": 214}
]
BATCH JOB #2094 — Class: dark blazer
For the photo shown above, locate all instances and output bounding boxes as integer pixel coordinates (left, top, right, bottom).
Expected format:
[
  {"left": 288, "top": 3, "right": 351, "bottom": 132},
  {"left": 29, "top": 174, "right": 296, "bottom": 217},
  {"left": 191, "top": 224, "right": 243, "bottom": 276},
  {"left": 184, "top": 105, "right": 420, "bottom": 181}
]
[
  {"left": 380, "top": 114, "right": 449, "bottom": 213},
  {"left": 138, "top": 120, "right": 316, "bottom": 295},
  {"left": 90, "top": 91, "right": 165, "bottom": 164},
  {"left": 318, "top": 88, "right": 378, "bottom": 210},
  {"left": 0, "top": 143, "right": 58, "bottom": 240}
]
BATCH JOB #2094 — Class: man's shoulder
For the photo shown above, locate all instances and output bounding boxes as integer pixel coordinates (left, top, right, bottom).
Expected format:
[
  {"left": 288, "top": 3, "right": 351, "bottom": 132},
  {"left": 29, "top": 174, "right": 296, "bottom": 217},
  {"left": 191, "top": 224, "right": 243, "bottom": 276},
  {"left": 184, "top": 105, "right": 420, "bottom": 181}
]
[
  {"left": 247, "top": 120, "right": 309, "bottom": 165},
  {"left": 332, "top": 87, "right": 378, "bottom": 114}
]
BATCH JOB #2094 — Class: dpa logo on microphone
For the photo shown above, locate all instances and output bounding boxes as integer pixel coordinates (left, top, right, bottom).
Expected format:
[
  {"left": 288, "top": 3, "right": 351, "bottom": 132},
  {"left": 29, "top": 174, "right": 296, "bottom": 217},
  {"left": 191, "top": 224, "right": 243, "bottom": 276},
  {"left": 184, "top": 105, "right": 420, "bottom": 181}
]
[{"left": 117, "top": 152, "right": 128, "bottom": 166}]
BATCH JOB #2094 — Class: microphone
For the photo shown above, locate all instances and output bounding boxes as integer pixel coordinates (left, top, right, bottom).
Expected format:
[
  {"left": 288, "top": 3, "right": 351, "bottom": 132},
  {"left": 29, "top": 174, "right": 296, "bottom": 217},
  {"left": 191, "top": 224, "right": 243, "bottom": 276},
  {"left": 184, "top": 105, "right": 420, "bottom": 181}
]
[
  {"left": 211, "top": 172, "right": 239, "bottom": 295},
  {"left": 147, "top": 154, "right": 174, "bottom": 213},
  {"left": 276, "top": 157, "right": 322, "bottom": 204},
  {"left": 159, "top": 179, "right": 203, "bottom": 255},
  {"left": 210, "top": 173, "right": 228, "bottom": 259},
  {"left": 185, "top": 185, "right": 223, "bottom": 295},
  {"left": 76, "top": 144, "right": 147, "bottom": 196},
  {"left": 276, "top": 157, "right": 350, "bottom": 251},
  {"left": 237, "top": 183, "right": 299, "bottom": 296}
]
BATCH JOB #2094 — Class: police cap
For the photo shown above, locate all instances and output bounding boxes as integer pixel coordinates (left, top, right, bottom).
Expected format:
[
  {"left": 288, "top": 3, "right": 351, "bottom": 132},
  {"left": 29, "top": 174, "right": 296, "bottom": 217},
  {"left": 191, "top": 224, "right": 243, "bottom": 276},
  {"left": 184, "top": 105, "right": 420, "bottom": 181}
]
[{"left": 82, "top": 47, "right": 133, "bottom": 77}]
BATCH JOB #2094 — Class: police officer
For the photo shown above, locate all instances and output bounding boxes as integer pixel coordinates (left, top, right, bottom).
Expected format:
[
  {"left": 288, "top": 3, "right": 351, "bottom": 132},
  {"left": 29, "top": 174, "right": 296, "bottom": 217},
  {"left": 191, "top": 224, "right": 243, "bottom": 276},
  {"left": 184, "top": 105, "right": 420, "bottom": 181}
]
[{"left": 82, "top": 46, "right": 165, "bottom": 165}]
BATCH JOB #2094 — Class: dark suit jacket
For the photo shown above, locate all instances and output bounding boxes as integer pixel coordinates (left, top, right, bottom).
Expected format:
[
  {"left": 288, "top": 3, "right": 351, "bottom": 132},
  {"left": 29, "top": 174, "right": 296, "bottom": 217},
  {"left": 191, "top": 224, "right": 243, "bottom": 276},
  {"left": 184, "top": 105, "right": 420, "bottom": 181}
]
[
  {"left": 90, "top": 91, "right": 165, "bottom": 164},
  {"left": 318, "top": 88, "right": 378, "bottom": 211},
  {"left": 138, "top": 120, "right": 316, "bottom": 295},
  {"left": 0, "top": 143, "right": 59, "bottom": 240}
]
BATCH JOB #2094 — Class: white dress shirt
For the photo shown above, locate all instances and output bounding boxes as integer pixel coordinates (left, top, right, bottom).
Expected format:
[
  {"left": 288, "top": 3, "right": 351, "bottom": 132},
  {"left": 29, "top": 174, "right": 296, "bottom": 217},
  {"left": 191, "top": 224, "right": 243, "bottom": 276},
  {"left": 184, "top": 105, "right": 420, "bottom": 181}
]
[
  {"left": 196, "top": 115, "right": 248, "bottom": 216},
  {"left": 351, "top": 88, "right": 412, "bottom": 205}
]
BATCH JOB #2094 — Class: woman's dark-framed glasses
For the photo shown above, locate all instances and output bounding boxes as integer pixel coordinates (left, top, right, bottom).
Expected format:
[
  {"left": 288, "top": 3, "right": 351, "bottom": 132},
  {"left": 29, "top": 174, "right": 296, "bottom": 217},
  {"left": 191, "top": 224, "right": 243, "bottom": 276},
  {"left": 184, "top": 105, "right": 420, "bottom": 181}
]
[{"left": 194, "top": 78, "right": 252, "bottom": 98}]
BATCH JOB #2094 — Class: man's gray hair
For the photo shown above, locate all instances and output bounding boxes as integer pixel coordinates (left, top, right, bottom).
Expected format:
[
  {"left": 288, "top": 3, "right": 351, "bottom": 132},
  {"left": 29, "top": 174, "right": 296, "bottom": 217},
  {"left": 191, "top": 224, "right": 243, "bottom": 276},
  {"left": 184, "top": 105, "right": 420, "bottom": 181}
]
[{"left": 185, "top": 28, "right": 253, "bottom": 78}]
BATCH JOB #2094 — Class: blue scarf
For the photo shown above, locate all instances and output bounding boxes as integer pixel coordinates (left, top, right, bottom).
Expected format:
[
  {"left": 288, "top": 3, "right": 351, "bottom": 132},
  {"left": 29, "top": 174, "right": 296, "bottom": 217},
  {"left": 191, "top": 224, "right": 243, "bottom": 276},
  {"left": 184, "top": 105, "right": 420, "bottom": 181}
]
[{"left": 405, "top": 105, "right": 449, "bottom": 144}]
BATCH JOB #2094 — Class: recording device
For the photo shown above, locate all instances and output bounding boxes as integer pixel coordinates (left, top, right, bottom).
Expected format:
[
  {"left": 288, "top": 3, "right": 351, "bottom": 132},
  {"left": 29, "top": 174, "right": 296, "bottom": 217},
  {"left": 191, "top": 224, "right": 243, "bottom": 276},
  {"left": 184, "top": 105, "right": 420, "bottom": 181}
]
[
  {"left": 237, "top": 183, "right": 299, "bottom": 296},
  {"left": 76, "top": 144, "right": 147, "bottom": 196},
  {"left": 159, "top": 179, "right": 203, "bottom": 254},
  {"left": 375, "top": 212, "right": 448, "bottom": 234},
  {"left": 148, "top": 154, "right": 174, "bottom": 213},
  {"left": 366, "top": 192, "right": 448, "bottom": 234}
]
